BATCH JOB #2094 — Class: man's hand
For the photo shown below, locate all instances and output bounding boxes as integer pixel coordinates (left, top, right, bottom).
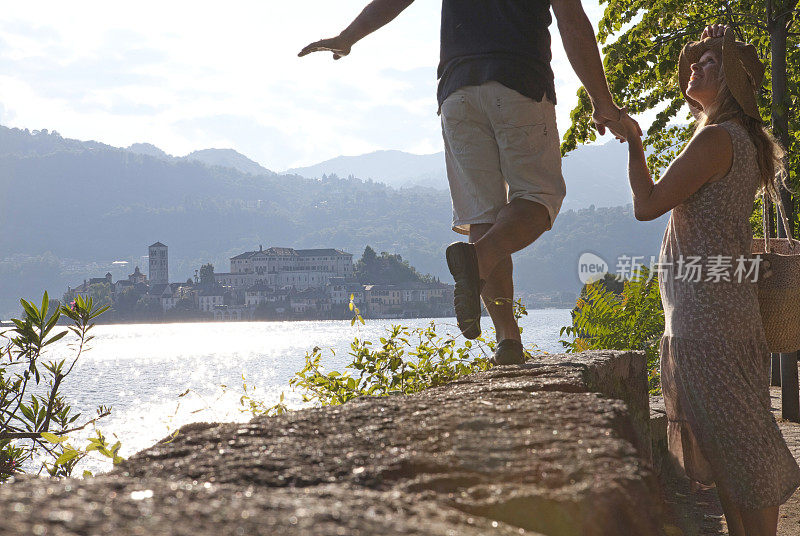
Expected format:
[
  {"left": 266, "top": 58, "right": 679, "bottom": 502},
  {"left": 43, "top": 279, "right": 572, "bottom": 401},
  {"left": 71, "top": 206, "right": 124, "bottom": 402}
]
[
  {"left": 591, "top": 102, "right": 621, "bottom": 136},
  {"left": 592, "top": 103, "right": 642, "bottom": 141},
  {"left": 299, "top": 35, "right": 353, "bottom": 60},
  {"left": 298, "top": 1, "right": 413, "bottom": 61}
]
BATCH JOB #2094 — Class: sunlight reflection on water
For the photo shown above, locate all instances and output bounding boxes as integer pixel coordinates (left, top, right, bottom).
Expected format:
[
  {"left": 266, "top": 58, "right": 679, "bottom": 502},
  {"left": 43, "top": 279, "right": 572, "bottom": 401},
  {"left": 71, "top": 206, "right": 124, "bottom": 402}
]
[{"left": 20, "top": 311, "right": 572, "bottom": 475}]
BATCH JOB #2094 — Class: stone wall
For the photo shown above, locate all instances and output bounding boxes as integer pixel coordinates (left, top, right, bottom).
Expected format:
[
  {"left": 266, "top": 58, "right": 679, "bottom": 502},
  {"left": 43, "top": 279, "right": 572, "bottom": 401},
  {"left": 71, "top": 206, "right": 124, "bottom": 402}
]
[{"left": 0, "top": 350, "right": 664, "bottom": 536}]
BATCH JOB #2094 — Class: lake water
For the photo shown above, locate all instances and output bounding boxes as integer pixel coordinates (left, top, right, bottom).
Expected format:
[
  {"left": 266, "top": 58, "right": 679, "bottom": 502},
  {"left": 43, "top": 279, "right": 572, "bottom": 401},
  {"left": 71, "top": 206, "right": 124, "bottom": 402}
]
[{"left": 13, "top": 310, "right": 573, "bottom": 474}]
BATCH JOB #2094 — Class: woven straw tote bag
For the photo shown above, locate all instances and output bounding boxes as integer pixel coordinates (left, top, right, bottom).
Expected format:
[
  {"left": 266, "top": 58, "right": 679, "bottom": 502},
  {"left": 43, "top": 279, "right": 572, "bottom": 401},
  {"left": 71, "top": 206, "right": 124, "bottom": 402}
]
[{"left": 752, "top": 194, "right": 800, "bottom": 353}]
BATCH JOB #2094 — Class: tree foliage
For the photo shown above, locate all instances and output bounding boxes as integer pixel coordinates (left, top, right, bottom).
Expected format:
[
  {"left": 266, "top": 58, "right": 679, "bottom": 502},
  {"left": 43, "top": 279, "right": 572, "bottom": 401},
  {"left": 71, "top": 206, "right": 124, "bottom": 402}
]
[
  {"left": 563, "top": 0, "right": 800, "bottom": 192},
  {"left": 354, "top": 245, "right": 436, "bottom": 284},
  {"left": 199, "top": 263, "right": 216, "bottom": 288},
  {"left": 561, "top": 268, "right": 665, "bottom": 394}
]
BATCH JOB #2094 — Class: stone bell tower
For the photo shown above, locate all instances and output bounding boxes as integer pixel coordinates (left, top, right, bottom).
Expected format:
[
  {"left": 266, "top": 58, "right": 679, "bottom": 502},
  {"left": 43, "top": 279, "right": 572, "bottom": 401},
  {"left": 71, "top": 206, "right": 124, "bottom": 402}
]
[{"left": 148, "top": 242, "right": 169, "bottom": 285}]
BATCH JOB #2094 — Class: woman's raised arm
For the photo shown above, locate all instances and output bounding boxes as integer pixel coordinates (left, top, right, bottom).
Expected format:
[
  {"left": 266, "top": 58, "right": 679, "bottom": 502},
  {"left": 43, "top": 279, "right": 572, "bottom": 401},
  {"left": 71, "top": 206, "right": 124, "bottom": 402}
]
[{"left": 620, "top": 117, "right": 733, "bottom": 221}]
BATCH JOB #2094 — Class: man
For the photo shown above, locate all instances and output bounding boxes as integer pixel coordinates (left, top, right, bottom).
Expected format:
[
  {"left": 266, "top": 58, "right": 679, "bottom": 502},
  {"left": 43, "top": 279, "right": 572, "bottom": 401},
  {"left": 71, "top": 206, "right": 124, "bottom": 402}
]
[{"left": 300, "top": 0, "right": 636, "bottom": 365}]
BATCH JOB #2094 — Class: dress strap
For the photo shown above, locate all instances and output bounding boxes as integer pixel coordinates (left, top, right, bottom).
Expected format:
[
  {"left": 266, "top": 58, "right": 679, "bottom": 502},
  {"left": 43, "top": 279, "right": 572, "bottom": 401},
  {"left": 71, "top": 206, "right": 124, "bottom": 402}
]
[{"left": 717, "top": 120, "right": 747, "bottom": 142}]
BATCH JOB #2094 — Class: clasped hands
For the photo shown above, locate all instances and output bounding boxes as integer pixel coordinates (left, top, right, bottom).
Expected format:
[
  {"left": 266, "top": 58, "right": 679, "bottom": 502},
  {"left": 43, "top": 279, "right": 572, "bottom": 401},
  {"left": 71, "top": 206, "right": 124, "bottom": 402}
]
[
  {"left": 592, "top": 107, "right": 642, "bottom": 143},
  {"left": 592, "top": 105, "right": 642, "bottom": 144}
]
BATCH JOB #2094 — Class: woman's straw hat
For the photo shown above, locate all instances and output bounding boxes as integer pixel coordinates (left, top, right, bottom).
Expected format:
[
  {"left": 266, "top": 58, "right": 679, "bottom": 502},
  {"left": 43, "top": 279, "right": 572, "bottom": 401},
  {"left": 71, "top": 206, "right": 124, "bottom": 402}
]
[{"left": 678, "top": 27, "right": 765, "bottom": 120}]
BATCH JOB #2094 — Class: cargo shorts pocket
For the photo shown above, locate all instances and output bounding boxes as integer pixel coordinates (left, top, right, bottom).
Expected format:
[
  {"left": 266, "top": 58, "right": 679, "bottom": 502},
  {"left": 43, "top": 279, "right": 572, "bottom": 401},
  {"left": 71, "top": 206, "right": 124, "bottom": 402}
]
[
  {"left": 494, "top": 93, "right": 548, "bottom": 154},
  {"left": 441, "top": 93, "right": 469, "bottom": 155}
]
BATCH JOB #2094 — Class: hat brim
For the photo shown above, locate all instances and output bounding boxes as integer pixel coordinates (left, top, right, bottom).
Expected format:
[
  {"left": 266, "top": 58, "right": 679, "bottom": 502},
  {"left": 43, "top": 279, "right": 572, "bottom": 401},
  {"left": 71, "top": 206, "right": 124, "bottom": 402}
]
[{"left": 721, "top": 30, "right": 764, "bottom": 120}]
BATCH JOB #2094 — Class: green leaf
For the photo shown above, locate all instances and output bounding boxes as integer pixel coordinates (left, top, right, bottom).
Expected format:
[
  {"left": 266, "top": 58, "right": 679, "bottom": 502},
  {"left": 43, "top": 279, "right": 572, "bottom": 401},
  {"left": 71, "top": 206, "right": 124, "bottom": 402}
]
[
  {"left": 20, "top": 299, "right": 40, "bottom": 322},
  {"left": 41, "top": 292, "right": 51, "bottom": 320},
  {"left": 43, "top": 330, "right": 68, "bottom": 347},
  {"left": 55, "top": 448, "right": 80, "bottom": 466},
  {"left": 20, "top": 404, "right": 34, "bottom": 422},
  {"left": 41, "top": 432, "right": 68, "bottom": 444}
]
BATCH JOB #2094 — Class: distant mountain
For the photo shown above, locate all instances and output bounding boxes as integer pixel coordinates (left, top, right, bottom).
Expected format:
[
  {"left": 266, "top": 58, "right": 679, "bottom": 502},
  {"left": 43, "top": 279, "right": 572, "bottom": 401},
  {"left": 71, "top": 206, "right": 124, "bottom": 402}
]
[
  {"left": 286, "top": 143, "right": 634, "bottom": 210},
  {"left": 286, "top": 150, "right": 446, "bottom": 190},
  {"left": 0, "top": 126, "right": 276, "bottom": 177},
  {"left": 2, "top": 125, "right": 633, "bottom": 210},
  {"left": 128, "top": 143, "right": 171, "bottom": 160},
  {"left": 127, "top": 143, "right": 276, "bottom": 176},
  {"left": 185, "top": 148, "right": 275, "bottom": 176},
  {"left": 0, "top": 126, "right": 111, "bottom": 157}
]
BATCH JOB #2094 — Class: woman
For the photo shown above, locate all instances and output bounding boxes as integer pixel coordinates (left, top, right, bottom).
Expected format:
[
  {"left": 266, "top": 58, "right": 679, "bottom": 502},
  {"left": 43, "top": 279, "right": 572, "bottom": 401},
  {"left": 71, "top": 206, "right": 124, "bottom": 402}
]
[{"left": 611, "top": 25, "right": 800, "bottom": 536}]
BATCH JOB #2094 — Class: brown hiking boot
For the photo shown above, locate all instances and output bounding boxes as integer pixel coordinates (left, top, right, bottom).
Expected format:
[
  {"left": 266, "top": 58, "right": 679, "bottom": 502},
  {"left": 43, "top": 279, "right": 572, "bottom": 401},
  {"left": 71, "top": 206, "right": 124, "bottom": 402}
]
[
  {"left": 445, "top": 241, "right": 483, "bottom": 339},
  {"left": 491, "top": 339, "right": 525, "bottom": 365}
]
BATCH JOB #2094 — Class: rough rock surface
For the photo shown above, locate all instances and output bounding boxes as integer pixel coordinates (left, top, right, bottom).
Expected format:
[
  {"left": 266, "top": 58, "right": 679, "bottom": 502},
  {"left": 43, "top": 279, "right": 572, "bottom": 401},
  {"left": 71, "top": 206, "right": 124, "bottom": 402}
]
[
  {"left": 0, "top": 477, "right": 526, "bottom": 536},
  {"left": 0, "top": 350, "right": 662, "bottom": 536},
  {"left": 650, "top": 396, "right": 668, "bottom": 475}
]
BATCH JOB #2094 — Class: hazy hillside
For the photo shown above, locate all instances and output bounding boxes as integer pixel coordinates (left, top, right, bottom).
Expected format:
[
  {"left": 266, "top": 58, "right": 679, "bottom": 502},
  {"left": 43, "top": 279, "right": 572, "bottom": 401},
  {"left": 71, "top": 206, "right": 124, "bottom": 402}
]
[
  {"left": 560, "top": 141, "right": 631, "bottom": 210},
  {"left": 0, "top": 126, "right": 113, "bottom": 156},
  {"left": 0, "top": 125, "right": 667, "bottom": 318},
  {"left": 127, "top": 143, "right": 275, "bottom": 175},
  {"left": 286, "top": 143, "right": 634, "bottom": 210},
  {"left": 184, "top": 148, "right": 275, "bottom": 176},
  {"left": 286, "top": 150, "right": 447, "bottom": 190},
  {"left": 128, "top": 143, "right": 171, "bottom": 159}
]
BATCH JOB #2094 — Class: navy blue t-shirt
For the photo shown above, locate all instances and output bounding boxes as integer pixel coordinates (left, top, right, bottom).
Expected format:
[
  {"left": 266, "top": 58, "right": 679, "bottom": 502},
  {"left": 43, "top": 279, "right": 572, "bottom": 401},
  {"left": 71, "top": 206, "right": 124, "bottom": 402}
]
[{"left": 437, "top": 0, "right": 557, "bottom": 106}]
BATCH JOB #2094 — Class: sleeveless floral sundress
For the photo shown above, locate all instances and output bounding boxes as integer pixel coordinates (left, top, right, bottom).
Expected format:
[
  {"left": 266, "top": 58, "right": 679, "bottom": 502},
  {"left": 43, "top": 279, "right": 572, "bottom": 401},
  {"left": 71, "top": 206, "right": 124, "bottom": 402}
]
[{"left": 659, "top": 120, "right": 800, "bottom": 508}]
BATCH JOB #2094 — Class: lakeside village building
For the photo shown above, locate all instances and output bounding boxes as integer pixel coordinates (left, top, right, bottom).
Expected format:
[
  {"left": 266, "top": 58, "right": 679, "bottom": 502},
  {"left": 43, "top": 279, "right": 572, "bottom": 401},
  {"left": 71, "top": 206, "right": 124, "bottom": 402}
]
[{"left": 67, "top": 243, "right": 454, "bottom": 321}]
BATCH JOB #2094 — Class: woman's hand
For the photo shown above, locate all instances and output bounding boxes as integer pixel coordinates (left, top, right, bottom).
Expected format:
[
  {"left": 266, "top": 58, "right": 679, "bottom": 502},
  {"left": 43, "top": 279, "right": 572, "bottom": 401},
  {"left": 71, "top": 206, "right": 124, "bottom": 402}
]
[
  {"left": 700, "top": 24, "right": 727, "bottom": 40},
  {"left": 609, "top": 111, "right": 643, "bottom": 144}
]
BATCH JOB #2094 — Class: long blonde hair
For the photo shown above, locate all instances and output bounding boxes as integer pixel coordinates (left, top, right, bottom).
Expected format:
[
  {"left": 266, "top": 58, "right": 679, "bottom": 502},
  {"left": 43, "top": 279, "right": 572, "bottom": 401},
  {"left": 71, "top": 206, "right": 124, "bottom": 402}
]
[{"left": 694, "top": 62, "right": 786, "bottom": 204}]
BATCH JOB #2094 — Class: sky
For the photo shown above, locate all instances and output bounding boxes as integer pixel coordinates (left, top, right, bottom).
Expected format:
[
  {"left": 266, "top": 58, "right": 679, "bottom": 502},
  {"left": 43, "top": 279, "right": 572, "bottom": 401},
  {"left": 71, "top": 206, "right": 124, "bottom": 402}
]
[{"left": 0, "top": 1, "right": 616, "bottom": 171}]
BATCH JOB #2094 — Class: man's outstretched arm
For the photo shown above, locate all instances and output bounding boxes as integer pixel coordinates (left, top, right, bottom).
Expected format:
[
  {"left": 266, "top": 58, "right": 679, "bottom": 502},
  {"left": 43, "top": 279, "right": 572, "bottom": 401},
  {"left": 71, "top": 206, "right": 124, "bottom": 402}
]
[
  {"left": 551, "top": 0, "right": 641, "bottom": 138},
  {"left": 299, "top": 0, "right": 414, "bottom": 60}
]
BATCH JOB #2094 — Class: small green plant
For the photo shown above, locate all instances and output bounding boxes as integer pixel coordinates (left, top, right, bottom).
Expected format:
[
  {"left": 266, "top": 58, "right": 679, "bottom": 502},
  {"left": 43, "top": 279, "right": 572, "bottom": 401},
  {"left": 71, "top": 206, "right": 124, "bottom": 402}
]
[
  {"left": 560, "top": 268, "right": 664, "bottom": 394},
  {"left": 0, "top": 293, "right": 122, "bottom": 481},
  {"left": 229, "top": 376, "right": 289, "bottom": 418},
  {"left": 289, "top": 323, "right": 495, "bottom": 406},
  {"left": 289, "top": 296, "right": 541, "bottom": 406},
  {"left": 349, "top": 293, "right": 365, "bottom": 327}
]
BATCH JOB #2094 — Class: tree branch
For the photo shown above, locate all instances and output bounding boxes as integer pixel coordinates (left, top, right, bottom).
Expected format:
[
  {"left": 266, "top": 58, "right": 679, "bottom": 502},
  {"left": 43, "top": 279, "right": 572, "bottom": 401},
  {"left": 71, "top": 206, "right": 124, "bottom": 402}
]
[
  {"left": 38, "top": 373, "right": 63, "bottom": 433},
  {"left": 1, "top": 374, "right": 29, "bottom": 429},
  {"left": 0, "top": 410, "right": 111, "bottom": 440},
  {"left": 657, "top": 13, "right": 768, "bottom": 50}
]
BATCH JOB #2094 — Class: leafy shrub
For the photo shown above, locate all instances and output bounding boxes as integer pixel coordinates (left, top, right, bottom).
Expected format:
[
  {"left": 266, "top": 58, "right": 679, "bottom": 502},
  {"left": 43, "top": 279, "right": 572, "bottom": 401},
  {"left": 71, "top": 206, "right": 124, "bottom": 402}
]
[
  {"left": 288, "top": 297, "right": 540, "bottom": 406},
  {"left": 0, "top": 294, "right": 122, "bottom": 482},
  {"left": 560, "top": 268, "right": 664, "bottom": 394},
  {"left": 289, "top": 324, "right": 494, "bottom": 405}
]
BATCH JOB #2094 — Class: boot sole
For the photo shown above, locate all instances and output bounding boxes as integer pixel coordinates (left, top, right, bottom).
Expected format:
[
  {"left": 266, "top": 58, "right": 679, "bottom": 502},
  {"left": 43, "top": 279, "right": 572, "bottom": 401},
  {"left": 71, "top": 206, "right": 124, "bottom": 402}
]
[{"left": 445, "top": 242, "right": 481, "bottom": 339}]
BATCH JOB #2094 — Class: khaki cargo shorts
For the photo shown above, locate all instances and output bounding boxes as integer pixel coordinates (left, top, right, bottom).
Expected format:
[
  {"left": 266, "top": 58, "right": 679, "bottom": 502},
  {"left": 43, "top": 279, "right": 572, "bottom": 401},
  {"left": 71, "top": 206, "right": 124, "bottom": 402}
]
[{"left": 440, "top": 80, "right": 565, "bottom": 235}]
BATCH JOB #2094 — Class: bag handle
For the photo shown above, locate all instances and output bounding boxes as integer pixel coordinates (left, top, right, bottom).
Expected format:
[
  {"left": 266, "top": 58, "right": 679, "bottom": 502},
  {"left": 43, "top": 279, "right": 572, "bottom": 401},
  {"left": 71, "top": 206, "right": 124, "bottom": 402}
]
[{"left": 762, "top": 190, "right": 797, "bottom": 253}]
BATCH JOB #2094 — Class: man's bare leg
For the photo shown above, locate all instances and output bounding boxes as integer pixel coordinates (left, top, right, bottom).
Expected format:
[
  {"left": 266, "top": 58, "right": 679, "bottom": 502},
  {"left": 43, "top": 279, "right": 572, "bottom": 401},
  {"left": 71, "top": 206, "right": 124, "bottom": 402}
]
[
  {"left": 474, "top": 198, "right": 551, "bottom": 285},
  {"left": 469, "top": 223, "right": 519, "bottom": 342}
]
